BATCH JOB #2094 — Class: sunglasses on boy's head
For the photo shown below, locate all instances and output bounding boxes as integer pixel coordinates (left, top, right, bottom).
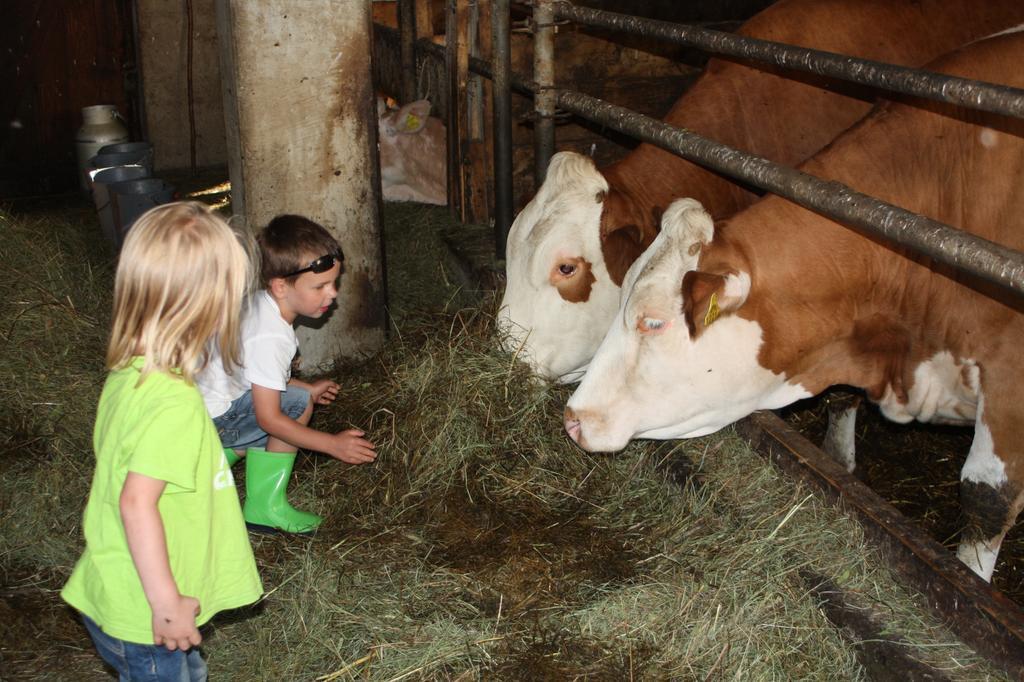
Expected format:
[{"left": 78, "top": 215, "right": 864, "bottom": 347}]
[{"left": 283, "top": 252, "right": 343, "bottom": 278}]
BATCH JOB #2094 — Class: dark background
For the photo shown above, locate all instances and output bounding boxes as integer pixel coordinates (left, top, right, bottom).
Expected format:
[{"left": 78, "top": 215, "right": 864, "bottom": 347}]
[{"left": 0, "top": 0, "right": 774, "bottom": 199}]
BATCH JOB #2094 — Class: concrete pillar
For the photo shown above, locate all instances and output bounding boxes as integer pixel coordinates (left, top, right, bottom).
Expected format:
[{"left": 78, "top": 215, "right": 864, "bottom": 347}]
[{"left": 216, "top": 0, "right": 386, "bottom": 367}]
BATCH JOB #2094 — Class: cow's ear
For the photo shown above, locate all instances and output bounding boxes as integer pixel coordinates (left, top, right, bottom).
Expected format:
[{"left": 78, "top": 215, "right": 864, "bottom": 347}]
[
  {"left": 600, "top": 188, "right": 659, "bottom": 286},
  {"left": 662, "top": 198, "right": 714, "bottom": 259},
  {"left": 681, "top": 270, "right": 748, "bottom": 338},
  {"left": 397, "top": 100, "right": 432, "bottom": 133}
]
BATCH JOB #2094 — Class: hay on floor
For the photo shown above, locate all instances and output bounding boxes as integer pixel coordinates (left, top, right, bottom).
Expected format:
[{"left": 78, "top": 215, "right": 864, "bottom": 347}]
[{"left": 0, "top": 201, "right": 1009, "bottom": 680}]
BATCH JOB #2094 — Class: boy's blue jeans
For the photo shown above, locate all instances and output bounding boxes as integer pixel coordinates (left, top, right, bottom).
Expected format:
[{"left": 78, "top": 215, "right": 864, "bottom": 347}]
[
  {"left": 82, "top": 615, "right": 207, "bottom": 682},
  {"left": 213, "top": 385, "right": 310, "bottom": 450}
]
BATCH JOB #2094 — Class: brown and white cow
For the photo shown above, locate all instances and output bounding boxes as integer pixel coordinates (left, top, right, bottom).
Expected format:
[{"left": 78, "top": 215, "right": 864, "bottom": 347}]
[
  {"left": 564, "top": 30, "right": 1024, "bottom": 580},
  {"left": 497, "top": 0, "right": 1024, "bottom": 383},
  {"left": 377, "top": 98, "right": 447, "bottom": 205}
]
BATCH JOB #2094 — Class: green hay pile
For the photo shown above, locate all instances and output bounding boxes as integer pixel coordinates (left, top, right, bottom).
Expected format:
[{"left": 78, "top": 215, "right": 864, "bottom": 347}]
[{"left": 0, "top": 202, "right": 1009, "bottom": 680}]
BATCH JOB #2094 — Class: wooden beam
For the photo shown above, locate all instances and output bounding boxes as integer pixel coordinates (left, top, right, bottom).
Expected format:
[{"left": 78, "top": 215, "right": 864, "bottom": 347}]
[
  {"left": 415, "top": 0, "right": 434, "bottom": 38},
  {"left": 444, "top": 0, "right": 463, "bottom": 216},
  {"left": 464, "top": 0, "right": 495, "bottom": 225}
]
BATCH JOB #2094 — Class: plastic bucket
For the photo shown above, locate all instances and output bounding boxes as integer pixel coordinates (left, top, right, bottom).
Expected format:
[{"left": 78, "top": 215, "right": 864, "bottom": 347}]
[
  {"left": 109, "top": 178, "right": 176, "bottom": 241},
  {"left": 91, "top": 166, "right": 151, "bottom": 246}
]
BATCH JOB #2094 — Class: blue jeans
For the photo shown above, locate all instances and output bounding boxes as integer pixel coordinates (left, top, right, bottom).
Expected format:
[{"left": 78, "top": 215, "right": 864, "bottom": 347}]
[
  {"left": 213, "top": 385, "right": 311, "bottom": 450},
  {"left": 82, "top": 615, "right": 207, "bottom": 682}
]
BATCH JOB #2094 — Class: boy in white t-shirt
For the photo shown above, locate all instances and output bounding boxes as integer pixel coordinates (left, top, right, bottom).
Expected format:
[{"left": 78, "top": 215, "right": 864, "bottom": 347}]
[{"left": 198, "top": 214, "right": 376, "bottom": 534}]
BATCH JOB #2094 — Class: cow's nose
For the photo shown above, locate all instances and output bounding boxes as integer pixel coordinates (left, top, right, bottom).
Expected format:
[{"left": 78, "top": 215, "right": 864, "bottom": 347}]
[{"left": 564, "top": 406, "right": 582, "bottom": 444}]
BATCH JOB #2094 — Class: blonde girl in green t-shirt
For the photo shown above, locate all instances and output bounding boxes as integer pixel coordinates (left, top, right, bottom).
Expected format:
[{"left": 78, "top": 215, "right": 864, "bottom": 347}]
[{"left": 62, "top": 201, "right": 263, "bottom": 681}]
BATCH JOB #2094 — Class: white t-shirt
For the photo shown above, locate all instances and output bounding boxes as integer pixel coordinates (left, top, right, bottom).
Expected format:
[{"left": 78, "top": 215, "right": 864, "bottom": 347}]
[{"left": 198, "top": 290, "right": 297, "bottom": 418}]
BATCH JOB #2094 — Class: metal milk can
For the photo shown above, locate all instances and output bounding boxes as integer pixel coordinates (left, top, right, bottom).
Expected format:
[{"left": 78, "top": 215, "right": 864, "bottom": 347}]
[{"left": 75, "top": 104, "right": 129, "bottom": 192}]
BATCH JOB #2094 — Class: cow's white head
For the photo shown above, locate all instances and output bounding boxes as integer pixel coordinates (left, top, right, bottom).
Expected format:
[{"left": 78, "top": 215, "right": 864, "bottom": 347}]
[
  {"left": 497, "top": 151, "right": 650, "bottom": 382},
  {"left": 564, "top": 198, "right": 810, "bottom": 452}
]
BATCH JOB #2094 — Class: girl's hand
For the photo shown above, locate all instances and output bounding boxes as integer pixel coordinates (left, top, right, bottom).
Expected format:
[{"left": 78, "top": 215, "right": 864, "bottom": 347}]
[
  {"left": 151, "top": 594, "right": 202, "bottom": 651},
  {"left": 120, "top": 472, "right": 200, "bottom": 651},
  {"left": 310, "top": 379, "right": 340, "bottom": 405}
]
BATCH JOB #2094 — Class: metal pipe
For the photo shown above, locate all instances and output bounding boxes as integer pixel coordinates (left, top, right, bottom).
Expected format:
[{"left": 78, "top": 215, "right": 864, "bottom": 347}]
[
  {"left": 398, "top": 0, "right": 417, "bottom": 104},
  {"left": 389, "top": 12, "right": 1024, "bottom": 294},
  {"left": 492, "top": 0, "right": 513, "bottom": 260},
  {"left": 533, "top": 0, "right": 556, "bottom": 187},
  {"left": 555, "top": 88, "right": 1024, "bottom": 297},
  {"left": 553, "top": 2, "right": 1024, "bottom": 120}
]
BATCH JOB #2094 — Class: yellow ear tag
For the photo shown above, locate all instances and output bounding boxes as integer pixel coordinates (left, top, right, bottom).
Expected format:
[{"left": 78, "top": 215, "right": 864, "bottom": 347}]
[
  {"left": 703, "top": 292, "right": 720, "bottom": 327},
  {"left": 404, "top": 113, "right": 421, "bottom": 132}
]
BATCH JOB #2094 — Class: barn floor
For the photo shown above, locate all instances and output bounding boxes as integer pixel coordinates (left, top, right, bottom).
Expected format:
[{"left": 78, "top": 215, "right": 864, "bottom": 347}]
[
  {"left": 0, "top": 186, "right": 1016, "bottom": 679},
  {"left": 440, "top": 202, "right": 1024, "bottom": 608},
  {"left": 782, "top": 395, "right": 1024, "bottom": 603}
]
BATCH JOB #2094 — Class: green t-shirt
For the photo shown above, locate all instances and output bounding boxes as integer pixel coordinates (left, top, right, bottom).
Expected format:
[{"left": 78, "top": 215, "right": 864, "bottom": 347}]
[{"left": 62, "top": 358, "right": 262, "bottom": 643}]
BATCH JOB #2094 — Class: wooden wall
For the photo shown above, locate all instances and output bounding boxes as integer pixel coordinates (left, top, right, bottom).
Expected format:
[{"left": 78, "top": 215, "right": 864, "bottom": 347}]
[
  {"left": 1, "top": 0, "right": 136, "bottom": 197},
  {"left": 0, "top": 0, "right": 776, "bottom": 199},
  {"left": 372, "top": 1, "right": 767, "bottom": 215}
]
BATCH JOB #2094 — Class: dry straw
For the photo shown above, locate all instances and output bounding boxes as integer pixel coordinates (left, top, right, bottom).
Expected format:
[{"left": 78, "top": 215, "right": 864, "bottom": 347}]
[{"left": 0, "top": 203, "right": 1007, "bottom": 680}]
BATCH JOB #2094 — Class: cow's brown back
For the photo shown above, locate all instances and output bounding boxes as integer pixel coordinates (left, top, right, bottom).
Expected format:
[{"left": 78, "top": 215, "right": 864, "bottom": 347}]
[
  {"left": 599, "top": 0, "right": 1024, "bottom": 284},
  {"left": 717, "top": 31, "right": 1024, "bottom": 475}
]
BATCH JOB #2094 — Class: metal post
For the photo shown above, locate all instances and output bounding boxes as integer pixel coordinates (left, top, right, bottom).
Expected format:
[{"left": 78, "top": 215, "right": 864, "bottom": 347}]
[
  {"left": 398, "top": 0, "right": 417, "bottom": 104},
  {"left": 533, "top": 0, "right": 555, "bottom": 187},
  {"left": 492, "top": 0, "right": 512, "bottom": 260}
]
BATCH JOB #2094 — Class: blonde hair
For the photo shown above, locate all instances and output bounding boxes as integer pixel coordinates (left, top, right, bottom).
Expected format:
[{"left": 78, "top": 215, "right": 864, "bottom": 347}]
[{"left": 106, "top": 201, "right": 253, "bottom": 384}]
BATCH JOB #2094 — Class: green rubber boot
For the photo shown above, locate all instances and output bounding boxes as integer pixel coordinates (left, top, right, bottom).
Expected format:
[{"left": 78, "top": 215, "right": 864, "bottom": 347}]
[
  {"left": 242, "top": 447, "right": 322, "bottom": 535},
  {"left": 223, "top": 448, "right": 242, "bottom": 467}
]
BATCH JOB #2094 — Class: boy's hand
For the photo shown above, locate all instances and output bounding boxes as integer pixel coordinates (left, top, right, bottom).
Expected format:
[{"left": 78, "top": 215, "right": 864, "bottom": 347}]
[
  {"left": 329, "top": 429, "right": 377, "bottom": 464},
  {"left": 151, "top": 594, "right": 202, "bottom": 651},
  {"left": 310, "top": 379, "right": 340, "bottom": 406}
]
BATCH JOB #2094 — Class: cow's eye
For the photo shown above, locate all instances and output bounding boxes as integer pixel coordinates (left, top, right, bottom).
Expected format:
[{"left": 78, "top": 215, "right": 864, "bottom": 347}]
[
  {"left": 558, "top": 263, "right": 577, "bottom": 277},
  {"left": 638, "top": 317, "right": 667, "bottom": 333}
]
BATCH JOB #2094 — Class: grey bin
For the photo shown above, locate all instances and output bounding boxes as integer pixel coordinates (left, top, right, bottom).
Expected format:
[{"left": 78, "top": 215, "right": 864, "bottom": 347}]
[
  {"left": 97, "top": 142, "right": 154, "bottom": 174},
  {"left": 90, "top": 147, "right": 154, "bottom": 183},
  {"left": 91, "top": 165, "right": 151, "bottom": 246},
  {"left": 109, "top": 178, "right": 176, "bottom": 242}
]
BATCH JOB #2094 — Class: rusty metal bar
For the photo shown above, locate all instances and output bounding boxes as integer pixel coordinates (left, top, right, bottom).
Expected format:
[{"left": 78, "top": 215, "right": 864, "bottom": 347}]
[
  {"left": 492, "top": 0, "right": 513, "bottom": 260},
  {"left": 533, "top": 0, "right": 556, "bottom": 188},
  {"left": 398, "top": 0, "right": 417, "bottom": 104},
  {"left": 555, "top": 88, "right": 1024, "bottom": 296},
  {"left": 552, "top": 1, "right": 1024, "bottom": 120},
  {"left": 400, "top": 21, "right": 1024, "bottom": 295}
]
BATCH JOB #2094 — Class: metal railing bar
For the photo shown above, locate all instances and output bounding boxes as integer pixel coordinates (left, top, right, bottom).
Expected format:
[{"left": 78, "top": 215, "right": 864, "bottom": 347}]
[
  {"left": 553, "top": 1, "right": 1024, "bottom": 121},
  {"left": 554, "top": 88, "right": 1024, "bottom": 296}
]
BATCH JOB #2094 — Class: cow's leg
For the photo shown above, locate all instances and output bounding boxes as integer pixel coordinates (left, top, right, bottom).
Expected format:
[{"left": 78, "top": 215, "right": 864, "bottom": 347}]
[
  {"left": 821, "top": 389, "right": 862, "bottom": 473},
  {"left": 956, "top": 393, "right": 1023, "bottom": 581}
]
